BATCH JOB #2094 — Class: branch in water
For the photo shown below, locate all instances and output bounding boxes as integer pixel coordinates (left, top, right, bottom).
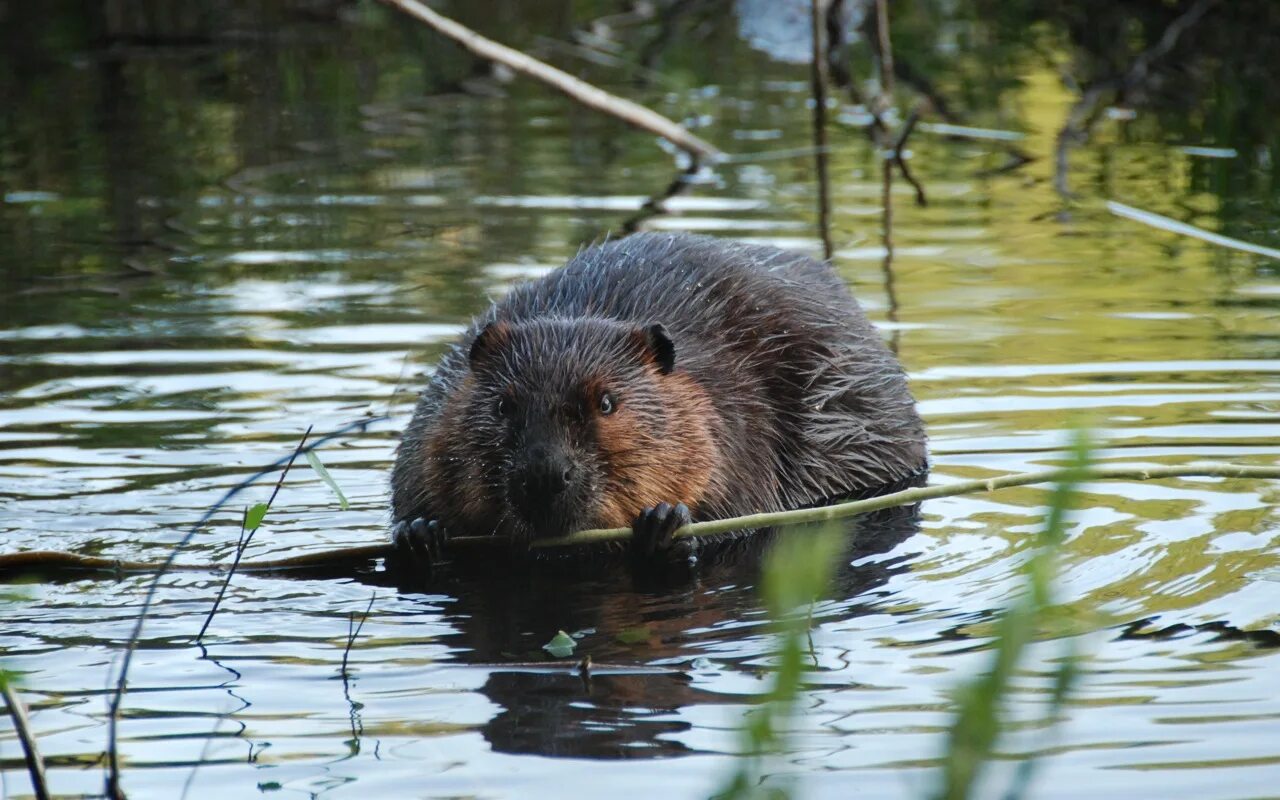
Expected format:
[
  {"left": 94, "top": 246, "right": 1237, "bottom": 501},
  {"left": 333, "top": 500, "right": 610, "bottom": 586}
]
[
  {"left": 377, "top": 0, "right": 723, "bottom": 162},
  {"left": 6, "top": 464, "right": 1278, "bottom": 578},
  {"left": 1, "top": 680, "right": 51, "bottom": 800}
]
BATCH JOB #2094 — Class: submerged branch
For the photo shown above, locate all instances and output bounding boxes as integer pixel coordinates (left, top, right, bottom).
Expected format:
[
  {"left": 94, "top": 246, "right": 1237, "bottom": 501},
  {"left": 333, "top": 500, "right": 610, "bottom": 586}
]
[
  {"left": 377, "top": 0, "right": 722, "bottom": 161},
  {"left": 1, "top": 681, "right": 51, "bottom": 800},
  {"left": 7, "top": 465, "right": 1278, "bottom": 578}
]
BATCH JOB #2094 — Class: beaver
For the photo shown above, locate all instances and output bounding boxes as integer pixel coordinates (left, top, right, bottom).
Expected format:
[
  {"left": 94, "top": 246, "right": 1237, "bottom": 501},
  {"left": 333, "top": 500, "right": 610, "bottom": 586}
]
[{"left": 389, "top": 232, "right": 927, "bottom": 572}]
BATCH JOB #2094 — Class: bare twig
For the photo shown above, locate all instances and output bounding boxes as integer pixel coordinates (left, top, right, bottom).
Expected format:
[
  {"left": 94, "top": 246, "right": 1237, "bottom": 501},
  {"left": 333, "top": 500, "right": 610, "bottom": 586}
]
[
  {"left": 0, "top": 543, "right": 403, "bottom": 576},
  {"left": 104, "top": 416, "right": 385, "bottom": 800},
  {"left": 376, "top": 0, "right": 722, "bottom": 161},
  {"left": 1054, "top": 0, "right": 1221, "bottom": 198},
  {"left": 1108, "top": 201, "right": 1280, "bottom": 261},
  {"left": 341, "top": 592, "right": 377, "bottom": 683},
  {"left": 536, "top": 463, "right": 1280, "bottom": 547},
  {"left": 880, "top": 153, "right": 900, "bottom": 355},
  {"left": 892, "top": 105, "right": 927, "bottom": 207},
  {"left": 196, "top": 426, "right": 313, "bottom": 641},
  {"left": 1, "top": 680, "right": 51, "bottom": 800},
  {"left": 873, "top": 0, "right": 894, "bottom": 110},
  {"left": 620, "top": 161, "right": 700, "bottom": 235},
  {"left": 872, "top": 0, "right": 901, "bottom": 343},
  {"left": 14, "top": 465, "right": 1278, "bottom": 583},
  {"left": 1125, "top": 0, "right": 1222, "bottom": 86},
  {"left": 810, "top": 0, "right": 834, "bottom": 260}
]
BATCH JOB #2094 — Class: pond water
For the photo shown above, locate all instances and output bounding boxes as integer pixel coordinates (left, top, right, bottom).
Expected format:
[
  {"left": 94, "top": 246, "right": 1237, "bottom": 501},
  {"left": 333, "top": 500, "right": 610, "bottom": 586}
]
[{"left": 2, "top": 2, "right": 1279, "bottom": 798}]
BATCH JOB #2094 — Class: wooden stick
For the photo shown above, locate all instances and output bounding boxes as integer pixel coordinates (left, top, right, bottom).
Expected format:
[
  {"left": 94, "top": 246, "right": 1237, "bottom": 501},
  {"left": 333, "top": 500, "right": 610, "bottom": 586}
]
[
  {"left": 1, "top": 681, "right": 51, "bottom": 800},
  {"left": 377, "top": 0, "right": 723, "bottom": 161},
  {"left": 536, "top": 463, "right": 1280, "bottom": 547},
  {"left": 5, "top": 464, "right": 1277, "bottom": 578}
]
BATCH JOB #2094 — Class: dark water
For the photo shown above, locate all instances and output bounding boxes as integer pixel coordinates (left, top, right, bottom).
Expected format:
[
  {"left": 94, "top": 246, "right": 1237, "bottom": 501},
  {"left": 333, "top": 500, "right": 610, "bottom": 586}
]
[{"left": 2, "top": 2, "right": 1279, "bottom": 798}]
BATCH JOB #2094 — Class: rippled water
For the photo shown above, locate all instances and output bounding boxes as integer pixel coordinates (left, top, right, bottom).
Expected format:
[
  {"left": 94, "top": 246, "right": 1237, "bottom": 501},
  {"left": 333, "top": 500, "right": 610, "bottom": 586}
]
[{"left": 2, "top": 3, "right": 1279, "bottom": 798}]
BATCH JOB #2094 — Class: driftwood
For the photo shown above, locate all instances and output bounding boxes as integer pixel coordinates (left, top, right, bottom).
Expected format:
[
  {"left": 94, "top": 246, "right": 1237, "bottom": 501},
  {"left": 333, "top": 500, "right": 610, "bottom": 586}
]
[{"left": 377, "top": 0, "right": 723, "bottom": 162}]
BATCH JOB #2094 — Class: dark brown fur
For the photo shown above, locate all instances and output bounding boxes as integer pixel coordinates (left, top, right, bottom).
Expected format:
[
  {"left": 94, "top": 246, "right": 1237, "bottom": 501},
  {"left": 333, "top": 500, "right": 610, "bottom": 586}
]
[{"left": 391, "top": 233, "right": 927, "bottom": 548}]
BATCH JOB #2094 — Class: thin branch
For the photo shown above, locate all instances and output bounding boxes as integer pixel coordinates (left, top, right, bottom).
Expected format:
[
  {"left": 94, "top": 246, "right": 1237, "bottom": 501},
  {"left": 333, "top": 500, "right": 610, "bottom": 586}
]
[
  {"left": 197, "top": 426, "right": 313, "bottom": 641},
  {"left": 619, "top": 160, "right": 700, "bottom": 235},
  {"left": 873, "top": 0, "right": 894, "bottom": 108},
  {"left": 1054, "top": 0, "right": 1221, "bottom": 198},
  {"left": 1, "top": 680, "right": 51, "bottom": 800},
  {"left": 341, "top": 592, "right": 377, "bottom": 683},
  {"left": 104, "top": 416, "right": 385, "bottom": 800},
  {"left": 535, "top": 463, "right": 1280, "bottom": 548},
  {"left": 1125, "top": 0, "right": 1222, "bottom": 87},
  {"left": 880, "top": 151, "right": 897, "bottom": 343},
  {"left": 1108, "top": 200, "right": 1280, "bottom": 261},
  {"left": 892, "top": 105, "right": 927, "bottom": 207},
  {"left": 810, "top": 0, "right": 833, "bottom": 260},
  {"left": 13, "top": 465, "right": 1278, "bottom": 583},
  {"left": 376, "top": 0, "right": 722, "bottom": 161},
  {"left": 0, "top": 544, "right": 400, "bottom": 576},
  {"left": 873, "top": 0, "right": 900, "bottom": 352}
]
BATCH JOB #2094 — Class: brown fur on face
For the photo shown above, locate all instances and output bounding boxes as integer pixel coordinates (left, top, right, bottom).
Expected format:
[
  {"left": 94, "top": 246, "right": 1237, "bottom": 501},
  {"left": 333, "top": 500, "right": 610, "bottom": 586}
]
[
  {"left": 420, "top": 376, "right": 501, "bottom": 535},
  {"left": 415, "top": 322, "right": 724, "bottom": 540},
  {"left": 593, "top": 368, "right": 721, "bottom": 529}
]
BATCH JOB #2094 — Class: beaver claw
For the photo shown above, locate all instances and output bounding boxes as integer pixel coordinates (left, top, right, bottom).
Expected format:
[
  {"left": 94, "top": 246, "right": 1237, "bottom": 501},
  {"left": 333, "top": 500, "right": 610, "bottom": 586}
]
[
  {"left": 390, "top": 517, "right": 448, "bottom": 575},
  {"left": 630, "top": 502, "right": 694, "bottom": 565}
]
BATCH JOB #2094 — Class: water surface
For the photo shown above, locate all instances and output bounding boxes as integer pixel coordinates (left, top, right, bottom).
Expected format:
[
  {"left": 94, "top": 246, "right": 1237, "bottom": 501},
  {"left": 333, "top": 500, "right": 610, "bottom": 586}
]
[{"left": 2, "top": 3, "right": 1279, "bottom": 798}]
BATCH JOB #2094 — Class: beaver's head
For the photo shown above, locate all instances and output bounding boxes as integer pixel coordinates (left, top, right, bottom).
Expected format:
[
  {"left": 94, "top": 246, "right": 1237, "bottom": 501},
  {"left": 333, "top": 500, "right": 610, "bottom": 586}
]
[{"left": 460, "top": 317, "right": 715, "bottom": 541}]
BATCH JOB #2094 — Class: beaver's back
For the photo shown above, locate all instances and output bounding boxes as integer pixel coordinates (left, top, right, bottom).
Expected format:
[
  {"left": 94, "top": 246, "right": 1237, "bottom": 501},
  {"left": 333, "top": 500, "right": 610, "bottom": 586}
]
[{"left": 480, "top": 233, "right": 926, "bottom": 517}]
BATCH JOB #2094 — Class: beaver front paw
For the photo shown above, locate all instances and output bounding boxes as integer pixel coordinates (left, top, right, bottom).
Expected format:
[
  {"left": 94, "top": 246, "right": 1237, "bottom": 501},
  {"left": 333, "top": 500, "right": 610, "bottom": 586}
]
[
  {"left": 390, "top": 517, "right": 448, "bottom": 576},
  {"left": 630, "top": 502, "right": 694, "bottom": 565}
]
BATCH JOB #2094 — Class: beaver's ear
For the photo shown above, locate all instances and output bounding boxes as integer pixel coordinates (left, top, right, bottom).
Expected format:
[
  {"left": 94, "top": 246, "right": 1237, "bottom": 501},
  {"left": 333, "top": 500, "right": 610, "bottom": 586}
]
[
  {"left": 469, "top": 321, "right": 511, "bottom": 366},
  {"left": 633, "top": 323, "right": 675, "bottom": 375}
]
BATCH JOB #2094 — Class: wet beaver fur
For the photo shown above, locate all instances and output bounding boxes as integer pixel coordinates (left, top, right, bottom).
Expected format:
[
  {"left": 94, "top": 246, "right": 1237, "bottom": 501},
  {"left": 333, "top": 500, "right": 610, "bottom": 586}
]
[{"left": 390, "top": 232, "right": 927, "bottom": 571}]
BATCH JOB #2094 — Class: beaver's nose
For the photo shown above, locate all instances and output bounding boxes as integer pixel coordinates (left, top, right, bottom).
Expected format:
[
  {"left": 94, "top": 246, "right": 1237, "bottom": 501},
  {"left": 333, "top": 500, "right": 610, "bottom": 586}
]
[{"left": 524, "top": 445, "right": 575, "bottom": 496}]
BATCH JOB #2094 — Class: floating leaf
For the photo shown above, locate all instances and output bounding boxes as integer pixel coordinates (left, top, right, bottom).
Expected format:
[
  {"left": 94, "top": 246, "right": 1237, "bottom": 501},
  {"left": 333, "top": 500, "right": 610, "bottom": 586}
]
[
  {"left": 543, "top": 629, "right": 577, "bottom": 658},
  {"left": 305, "top": 449, "right": 349, "bottom": 510},
  {"left": 245, "top": 502, "right": 270, "bottom": 531},
  {"left": 615, "top": 626, "right": 652, "bottom": 645}
]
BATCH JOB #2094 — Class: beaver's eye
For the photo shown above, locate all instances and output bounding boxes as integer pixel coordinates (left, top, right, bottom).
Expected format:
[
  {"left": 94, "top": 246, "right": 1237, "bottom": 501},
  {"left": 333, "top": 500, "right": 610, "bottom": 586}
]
[
  {"left": 598, "top": 392, "right": 617, "bottom": 416},
  {"left": 495, "top": 396, "right": 514, "bottom": 418}
]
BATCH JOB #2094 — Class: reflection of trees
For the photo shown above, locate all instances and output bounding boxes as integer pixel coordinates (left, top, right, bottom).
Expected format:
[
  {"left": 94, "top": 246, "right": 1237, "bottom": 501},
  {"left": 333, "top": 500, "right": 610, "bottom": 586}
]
[
  {"left": 371, "top": 502, "right": 924, "bottom": 759},
  {"left": 968, "top": 0, "right": 1279, "bottom": 202}
]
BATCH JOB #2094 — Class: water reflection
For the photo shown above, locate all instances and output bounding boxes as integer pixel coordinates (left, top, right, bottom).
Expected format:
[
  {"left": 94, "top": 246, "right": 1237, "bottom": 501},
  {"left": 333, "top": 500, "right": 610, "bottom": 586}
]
[{"left": 375, "top": 504, "right": 923, "bottom": 760}]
